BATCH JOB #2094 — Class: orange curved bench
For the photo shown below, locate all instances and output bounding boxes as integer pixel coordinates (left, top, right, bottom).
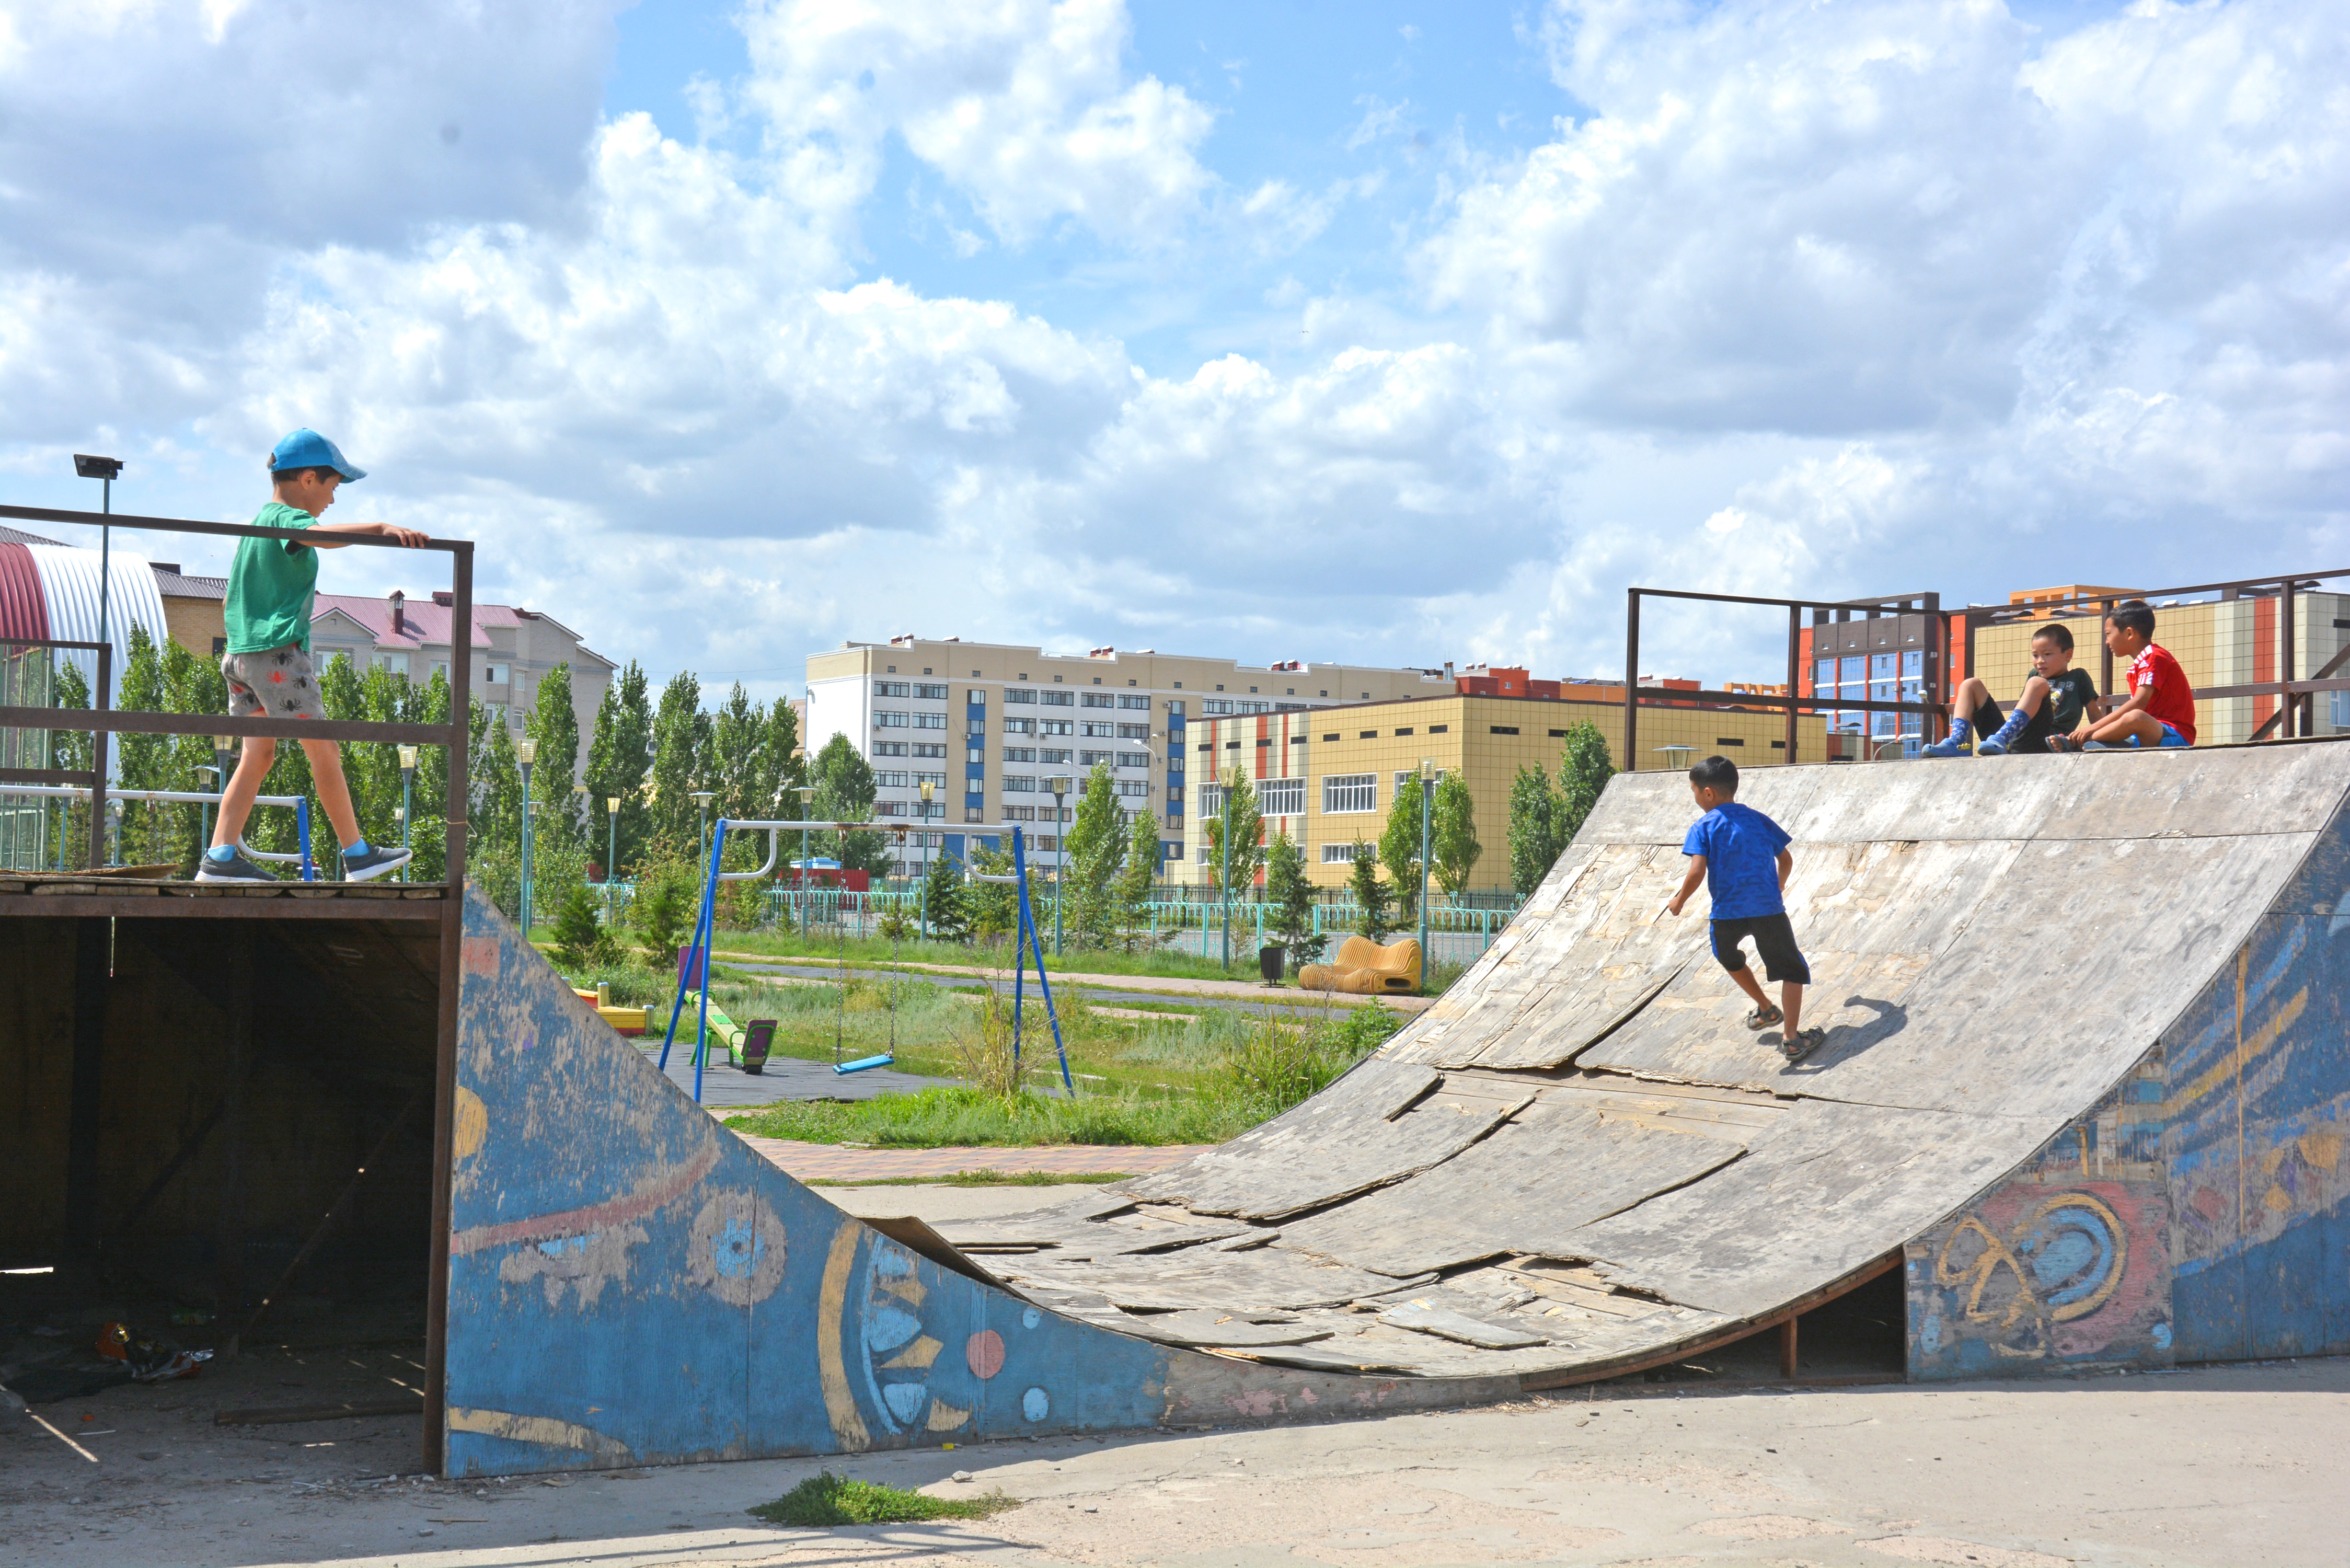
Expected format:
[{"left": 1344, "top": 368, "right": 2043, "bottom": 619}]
[{"left": 1299, "top": 934, "right": 1422, "bottom": 995}]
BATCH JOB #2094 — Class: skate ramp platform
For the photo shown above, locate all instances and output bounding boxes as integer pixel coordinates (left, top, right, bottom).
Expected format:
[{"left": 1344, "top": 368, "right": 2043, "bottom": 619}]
[{"left": 444, "top": 745, "right": 2350, "bottom": 1473}]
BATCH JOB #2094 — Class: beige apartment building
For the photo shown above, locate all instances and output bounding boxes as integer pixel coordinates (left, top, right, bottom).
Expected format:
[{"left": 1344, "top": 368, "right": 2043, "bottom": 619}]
[
  {"left": 803, "top": 638, "right": 1456, "bottom": 877},
  {"left": 1178, "top": 691, "right": 1828, "bottom": 892}
]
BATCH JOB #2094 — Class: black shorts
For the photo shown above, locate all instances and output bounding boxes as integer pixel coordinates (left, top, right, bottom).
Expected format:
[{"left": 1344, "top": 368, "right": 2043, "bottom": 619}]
[
  {"left": 1711, "top": 914, "right": 1812, "bottom": 985},
  {"left": 1974, "top": 695, "right": 2054, "bottom": 754}
]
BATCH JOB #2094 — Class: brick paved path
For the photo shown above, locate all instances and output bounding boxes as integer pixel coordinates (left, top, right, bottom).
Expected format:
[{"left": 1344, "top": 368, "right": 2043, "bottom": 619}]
[{"left": 737, "top": 1133, "right": 1210, "bottom": 1182}]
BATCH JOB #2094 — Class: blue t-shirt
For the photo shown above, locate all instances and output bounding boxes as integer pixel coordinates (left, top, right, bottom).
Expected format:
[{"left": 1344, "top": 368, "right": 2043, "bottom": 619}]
[{"left": 1683, "top": 802, "right": 1791, "bottom": 919}]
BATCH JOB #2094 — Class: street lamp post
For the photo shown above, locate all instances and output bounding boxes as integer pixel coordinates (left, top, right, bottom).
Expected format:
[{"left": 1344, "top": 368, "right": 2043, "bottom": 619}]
[
  {"left": 516, "top": 736, "right": 538, "bottom": 931},
  {"left": 796, "top": 783, "right": 815, "bottom": 907},
  {"left": 604, "top": 795, "right": 621, "bottom": 924},
  {"left": 691, "top": 790, "right": 716, "bottom": 865},
  {"left": 397, "top": 744, "right": 418, "bottom": 884},
  {"left": 73, "top": 455, "right": 122, "bottom": 676},
  {"left": 1417, "top": 758, "right": 1436, "bottom": 977},
  {"left": 1046, "top": 775, "right": 1071, "bottom": 956},
  {"left": 1219, "top": 765, "right": 1234, "bottom": 972},
  {"left": 918, "top": 779, "right": 935, "bottom": 939},
  {"left": 195, "top": 763, "right": 220, "bottom": 860}
]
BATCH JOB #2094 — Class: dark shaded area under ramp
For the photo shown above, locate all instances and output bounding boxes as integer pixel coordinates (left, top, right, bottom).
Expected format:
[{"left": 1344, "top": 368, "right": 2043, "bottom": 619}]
[{"left": 937, "top": 745, "right": 2350, "bottom": 1378}]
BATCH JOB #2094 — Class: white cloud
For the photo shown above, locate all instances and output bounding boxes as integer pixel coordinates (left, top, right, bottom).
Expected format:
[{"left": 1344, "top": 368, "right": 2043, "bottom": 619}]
[{"left": 0, "top": 0, "right": 2343, "bottom": 702}]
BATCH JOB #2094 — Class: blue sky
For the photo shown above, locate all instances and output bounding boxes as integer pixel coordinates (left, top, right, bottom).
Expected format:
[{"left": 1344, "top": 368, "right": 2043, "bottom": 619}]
[{"left": 1, "top": 0, "right": 2340, "bottom": 699}]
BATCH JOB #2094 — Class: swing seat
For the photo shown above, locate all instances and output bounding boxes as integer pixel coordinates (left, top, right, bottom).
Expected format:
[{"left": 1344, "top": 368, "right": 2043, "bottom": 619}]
[{"left": 835, "top": 1053, "right": 895, "bottom": 1075}]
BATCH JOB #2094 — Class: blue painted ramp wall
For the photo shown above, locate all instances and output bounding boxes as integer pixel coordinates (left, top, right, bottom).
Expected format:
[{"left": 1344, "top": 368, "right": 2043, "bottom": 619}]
[
  {"left": 443, "top": 887, "right": 1485, "bottom": 1475},
  {"left": 444, "top": 886, "right": 1170, "bottom": 1475}
]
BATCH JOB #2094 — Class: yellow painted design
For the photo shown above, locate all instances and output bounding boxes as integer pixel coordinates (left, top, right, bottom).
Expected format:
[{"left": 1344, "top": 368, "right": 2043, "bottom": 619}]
[
  {"left": 2170, "top": 986, "right": 2307, "bottom": 1114},
  {"left": 2300, "top": 1131, "right": 2342, "bottom": 1171},
  {"left": 925, "top": 1399, "right": 972, "bottom": 1431},
  {"left": 879, "top": 1271, "right": 927, "bottom": 1307},
  {"left": 2261, "top": 1145, "right": 2287, "bottom": 1177},
  {"left": 1934, "top": 1192, "right": 2126, "bottom": 1334},
  {"left": 446, "top": 1405, "right": 630, "bottom": 1459},
  {"left": 880, "top": 1334, "right": 942, "bottom": 1370},
  {"left": 816, "top": 1225, "right": 871, "bottom": 1452},
  {"left": 452, "top": 1087, "right": 488, "bottom": 1161},
  {"left": 2265, "top": 1184, "right": 2293, "bottom": 1213}
]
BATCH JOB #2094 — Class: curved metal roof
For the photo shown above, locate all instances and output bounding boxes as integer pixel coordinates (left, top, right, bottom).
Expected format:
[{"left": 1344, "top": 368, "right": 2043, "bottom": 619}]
[
  {"left": 0, "top": 540, "right": 50, "bottom": 643},
  {"left": 25, "top": 541, "right": 171, "bottom": 710}
]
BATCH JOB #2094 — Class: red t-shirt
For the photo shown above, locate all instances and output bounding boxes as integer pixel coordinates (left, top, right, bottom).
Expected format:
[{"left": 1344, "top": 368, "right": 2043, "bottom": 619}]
[{"left": 2128, "top": 643, "right": 2196, "bottom": 744}]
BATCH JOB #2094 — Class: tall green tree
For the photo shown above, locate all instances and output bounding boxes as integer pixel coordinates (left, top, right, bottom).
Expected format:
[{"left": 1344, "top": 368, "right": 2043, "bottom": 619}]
[
  {"left": 809, "top": 732, "right": 893, "bottom": 876},
  {"left": 1116, "top": 807, "right": 1162, "bottom": 944},
  {"left": 1346, "top": 839, "right": 1393, "bottom": 943},
  {"left": 1379, "top": 776, "right": 1426, "bottom": 924},
  {"left": 584, "top": 660, "right": 654, "bottom": 872},
  {"left": 1507, "top": 761, "right": 1566, "bottom": 898},
  {"left": 1430, "top": 771, "right": 1482, "bottom": 903},
  {"left": 1556, "top": 720, "right": 1616, "bottom": 843},
  {"left": 647, "top": 670, "right": 708, "bottom": 850},
  {"left": 919, "top": 841, "right": 971, "bottom": 942},
  {"left": 754, "top": 697, "right": 804, "bottom": 817},
  {"left": 1200, "top": 766, "right": 1264, "bottom": 899},
  {"left": 51, "top": 660, "right": 92, "bottom": 869},
  {"left": 1263, "top": 825, "right": 1323, "bottom": 969},
  {"left": 707, "top": 681, "right": 761, "bottom": 823},
  {"left": 525, "top": 662, "right": 581, "bottom": 849},
  {"left": 1062, "top": 763, "right": 1125, "bottom": 948}
]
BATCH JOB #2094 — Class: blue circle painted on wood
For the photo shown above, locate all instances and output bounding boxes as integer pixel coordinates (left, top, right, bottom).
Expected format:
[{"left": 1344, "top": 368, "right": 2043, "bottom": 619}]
[{"left": 1021, "top": 1387, "right": 1049, "bottom": 1422}]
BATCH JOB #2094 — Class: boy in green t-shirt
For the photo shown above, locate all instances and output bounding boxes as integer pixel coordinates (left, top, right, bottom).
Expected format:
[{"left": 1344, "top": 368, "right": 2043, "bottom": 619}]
[
  {"left": 199, "top": 429, "right": 430, "bottom": 883},
  {"left": 1922, "top": 623, "right": 2100, "bottom": 758}
]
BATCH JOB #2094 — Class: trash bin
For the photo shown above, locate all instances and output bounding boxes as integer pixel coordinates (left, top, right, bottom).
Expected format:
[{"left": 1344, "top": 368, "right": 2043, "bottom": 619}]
[{"left": 1258, "top": 943, "right": 1286, "bottom": 982}]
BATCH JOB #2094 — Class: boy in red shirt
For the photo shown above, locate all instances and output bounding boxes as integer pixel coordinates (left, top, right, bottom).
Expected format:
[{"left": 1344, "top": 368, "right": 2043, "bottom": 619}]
[{"left": 2079, "top": 599, "right": 2195, "bottom": 750}]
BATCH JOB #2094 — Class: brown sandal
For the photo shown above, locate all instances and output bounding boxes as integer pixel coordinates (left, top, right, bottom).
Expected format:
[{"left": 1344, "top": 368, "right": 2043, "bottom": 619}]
[{"left": 1744, "top": 1003, "right": 1783, "bottom": 1030}]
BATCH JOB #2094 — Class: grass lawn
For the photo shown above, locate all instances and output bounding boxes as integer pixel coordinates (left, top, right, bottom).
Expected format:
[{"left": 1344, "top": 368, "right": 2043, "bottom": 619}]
[{"left": 751, "top": 1472, "right": 1019, "bottom": 1526}]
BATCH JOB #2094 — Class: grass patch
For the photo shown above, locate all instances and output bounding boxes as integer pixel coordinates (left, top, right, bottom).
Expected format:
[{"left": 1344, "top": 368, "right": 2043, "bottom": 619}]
[
  {"left": 750, "top": 1471, "right": 1020, "bottom": 1526},
  {"left": 707, "top": 928, "right": 1266, "bottom": 984},
  {"left": 804, "top": 1169, "right": 1135, "bottom": 1187},
  {"left": 723, "top": 1000, "right": 1406, "bottom": 1148}
]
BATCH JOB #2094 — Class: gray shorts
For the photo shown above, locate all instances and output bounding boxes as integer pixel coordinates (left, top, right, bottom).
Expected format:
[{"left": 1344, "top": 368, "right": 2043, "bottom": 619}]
[{"left": 223, "top": 645, "right": 326, "bottom": 720}]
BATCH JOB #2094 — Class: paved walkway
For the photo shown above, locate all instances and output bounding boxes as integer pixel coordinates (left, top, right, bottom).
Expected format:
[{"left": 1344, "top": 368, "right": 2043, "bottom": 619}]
[{"left": 737, "top": 1132, "right": 1209, "bottom": 1182}]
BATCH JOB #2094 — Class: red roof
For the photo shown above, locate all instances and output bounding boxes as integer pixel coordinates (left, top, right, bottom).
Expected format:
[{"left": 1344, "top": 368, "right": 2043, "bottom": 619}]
[
  {"left": 315, "top": 593, "right": 493, "bottom": 651},
  {"left": 0, "top": 541, "right": 50, "bottom": 642}
]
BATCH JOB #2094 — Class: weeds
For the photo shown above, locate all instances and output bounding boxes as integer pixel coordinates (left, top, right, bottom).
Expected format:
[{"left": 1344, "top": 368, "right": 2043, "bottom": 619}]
[{"left": 750, "top": 1471, "right": 1020, "bottom": 1526}]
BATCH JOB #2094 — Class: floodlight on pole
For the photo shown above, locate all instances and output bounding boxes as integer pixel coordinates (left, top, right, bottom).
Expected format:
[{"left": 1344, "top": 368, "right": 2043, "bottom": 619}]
[
  {"left": 1047, "top": 775, "right": 1072, "bottom": 956},
  {"left": 73, "top": 454, "right": 123, "bottom": 686},
  {"left": 398, "top": 743, "right": 420, "bottom": 882},
  {"left": 605, "top": 794, "right": 621, "bottom": 922},
  {"left": 515, "top": 736, "right": 539, "bottom": 932},
  {"left": 918, "top": 779, "right": 935, "bottom": 939}
]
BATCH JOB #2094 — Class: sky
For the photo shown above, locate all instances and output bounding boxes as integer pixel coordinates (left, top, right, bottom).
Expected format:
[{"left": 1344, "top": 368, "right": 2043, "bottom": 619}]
[{"left": 1, "top": 0, "right": 2343, "bottom": 700}]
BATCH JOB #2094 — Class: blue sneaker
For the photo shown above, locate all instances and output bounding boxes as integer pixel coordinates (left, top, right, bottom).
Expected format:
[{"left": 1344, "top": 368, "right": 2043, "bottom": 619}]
[
  {"left": 340, "top": 843, "right": 414, "bottom": 882},
  {"left": 195, "top": 848, "right": 279, "bottom": 884},
  {"left": 1921, "top": 735, "right": 1972, "bottom": 759},
  {"left": 2082, "top": 740, "right": 2119, "bottom": 750}
]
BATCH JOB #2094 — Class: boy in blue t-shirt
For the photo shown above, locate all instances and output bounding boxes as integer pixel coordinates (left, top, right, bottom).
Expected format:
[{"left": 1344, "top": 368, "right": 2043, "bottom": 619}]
[{"left": 1663, "top": 755, "right": 1823, "bottom": 1063}]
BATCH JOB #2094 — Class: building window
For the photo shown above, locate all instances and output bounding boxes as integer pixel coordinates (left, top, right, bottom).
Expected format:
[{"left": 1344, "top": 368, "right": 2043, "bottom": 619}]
[
  {"left": 1005, "top": 716, "right": 1034, "bottom": 735},
  {"left": 1321, "top": 843, "right": 1361, "bottom": 864},
  {"left": 1080, "top": 720, "right": 1118, "bottom": 737},
  {"left": 874, "top": 680, "right": 910, "bottom": 697},
  {"left": 1490, "top": 725, "right": 1519, "bottom": 735},
  {"left": 965, "top": 808, "right": 984, "bottom": 823},
  {"left": 1005, "top": 688, "right": 1037, "bottom": 705},
  {"left": 1041, "top": 689, "right": 1073, "bottom": 706},
  {"left": 1358, "top": 730, "right": 1376, "bottom": 739},
  {"left": 913, "top": 712, "right": 946, "bottom": 729},
  {"left": 1323, "top": 773, "right": 1377, "bottom": 813},
  {"left": 914, "top": 683, "right": 948, "bottom": 700},
  {"left": 874, "top": 711, "right": 909, "bottom": 728},
  {"left": 1039, "top": 719, "right": 1074, "bottom": 736},
  {"left": 1114, "top": 779, "right": 1148, "bottom": 798},
  {"left": 1004, "top": 776, "right": 1037, "bottom": 792},
  {"left": 967, "top": 688, "right": 986, "bottom": 704},
  {"left": 912, "top": 742, "right": 946, "bottom": 758},
  {"left": 1547, "top": 729, "right": 1565, "bottom": 738},
  {"left": 211, "top": 636, "right": 227, "bottom": 655},
  {"left": 1079, "top": 750, "right": 1114, "bottom": 766},
  {"left": 1003, "top": 804, "right": 1036, "bottom": 821},
  {"left": 1116, "top": 751, "right": 1149, "bottom": 769},
  {"left": 1116, "top": 722, "right": 1149, "bottom": 739},
  {"left": 878, "top": 742, "right": 916, "bottom": 759},
  {"left": 1117, "top": 693, "right": 1149, "bottom": 710},
  {"left": 1197, "top": 783, "right": 1225, "bottom": 816},
  {"left": 1081, "top": 691, "right": 1116, "bottom": 708},
  {"left": 483, "top": 664, "right": 509, "bottom": 684},
  {"left": 1394, "top": 769, "right": 1446, "bottom": 798},
  {"left": 1322, "top": 733, "right": 1339, "bottom": 742},
  {"left": 1394, "top": 727, "right": 1412, "bottom": 736},
  {"left": 1039, "top": 747, "right": 1072, "bottom": 764},
  {"left": 1260, "top": 778, "right": 1305, "bottom": 817},
  {"left": 1003, "top": 747, "right": 1037, "bottom": 763},
  {"left": 1714, "top": 737, "right": 1746, "bottom": 747},
  {"left": 1202, "top": 698, "right": 1270, "bottom": 715},
  {"left": 1428, "top": 724, "right": 1448, "bottom": 734},
  {"left": 874, "top": 770, "right": 912, "bottom": 788}
]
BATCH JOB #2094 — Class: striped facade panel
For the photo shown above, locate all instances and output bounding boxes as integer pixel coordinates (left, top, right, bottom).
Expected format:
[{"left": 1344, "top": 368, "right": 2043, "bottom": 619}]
[{"left": 0, "top": 541, "right": 49, "bottom": 642}]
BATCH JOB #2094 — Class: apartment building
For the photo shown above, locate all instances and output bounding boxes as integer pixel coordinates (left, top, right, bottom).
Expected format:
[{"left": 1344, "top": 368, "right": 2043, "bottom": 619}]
[
  {"left": 151, "top": 571, "right": 614, "bottom": 783},
  {"left": 802, "top": 638, "right": 1455, "bottom": 875},
  {"left": 1179, "top": 690, "right": 1827, "bottom": 892}
]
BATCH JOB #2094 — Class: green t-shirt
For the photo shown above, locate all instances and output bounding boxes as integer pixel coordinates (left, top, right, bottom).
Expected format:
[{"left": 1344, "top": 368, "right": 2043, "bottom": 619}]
[
  {"left": 2043, "top": 667, "right": 2099, "bottom": 736},
  {"left": 224, "top": 501, "right": 320, "bottom": 654}
]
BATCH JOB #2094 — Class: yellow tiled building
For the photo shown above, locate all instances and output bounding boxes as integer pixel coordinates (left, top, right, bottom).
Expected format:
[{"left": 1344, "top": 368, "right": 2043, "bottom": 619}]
[{"left": 1178, "top": 693, "right": 1827, "bottom": 893}]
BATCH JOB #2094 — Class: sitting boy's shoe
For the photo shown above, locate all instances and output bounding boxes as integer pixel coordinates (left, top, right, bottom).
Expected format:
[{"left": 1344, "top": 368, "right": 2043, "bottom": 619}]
[
  {"left": 195, "top": 848, "right": 280, "bottom": 884},
  {"left": 2044, "top": 735, "right": 2081, "bottom": 753},
  {"left": 2082, "top": 740, "right": 2119, "bottom": 750},
  {"left": 1975, "top": 708, "right": 2032, "bottom": 756},
  {"left": 1920, "top": 735, "right": 1971, "bottom": 759},
  {"left": 1779, "top": 1027, "right": 1826, "bottom": 1063},
  {"left": 340, "top": 843, "right": 414, "bottom": 882}
]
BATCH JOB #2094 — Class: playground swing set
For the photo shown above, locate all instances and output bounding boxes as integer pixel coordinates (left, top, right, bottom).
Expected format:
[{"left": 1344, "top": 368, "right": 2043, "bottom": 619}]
[{"left": 655, "top": 818, "right": 1070, "bottom": 1103}]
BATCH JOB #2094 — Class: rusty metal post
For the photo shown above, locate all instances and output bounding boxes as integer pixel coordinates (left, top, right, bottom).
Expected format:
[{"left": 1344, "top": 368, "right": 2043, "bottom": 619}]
[
  {"left": 424, "top": 540, "right": 474, "bottom": 1475},
  {"left": 1624, "top": 590, "right": 1641, "bottom": 771},
  {"left": 2282, "top": 576, "right": 2296, "bottom": 739},
  {"left": 1784, "top": 604, "right": 1800, "bottom": 764}
]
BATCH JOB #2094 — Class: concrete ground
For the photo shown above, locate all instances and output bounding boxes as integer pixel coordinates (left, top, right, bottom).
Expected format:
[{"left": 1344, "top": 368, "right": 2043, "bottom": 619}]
[{"left": 9, "top": 1182, "right": 2343, "bottom": 1568}]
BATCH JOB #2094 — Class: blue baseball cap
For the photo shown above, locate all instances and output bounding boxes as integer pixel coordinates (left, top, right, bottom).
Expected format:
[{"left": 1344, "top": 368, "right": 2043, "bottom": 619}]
[{"left": 268, "top": 428, "right": 366, "bottom": 482}]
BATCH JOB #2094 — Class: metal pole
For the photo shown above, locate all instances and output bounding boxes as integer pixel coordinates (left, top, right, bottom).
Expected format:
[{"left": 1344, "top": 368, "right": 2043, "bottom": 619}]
[
  {"left": 1219, "top": 763, "right": 1232, "bottom": 971},
  {"left": 2283, "top": 576, "right": 2298, "bottom": 739},
  {"left": 400, "top": 765, "right": 414, "bottom": 882},
  {"left": 1418, "top": 772, "right": 1432, "bottom": 969},
  {"left": 1625, "top": 589, "right": 1641, "bottom": 770},
  {"left": 1052, "top": 787, "right": 1065, "bottom": 956},
  {"left": 606, "top": 800, "right": 619, "bottom": 924},
  {"left": 1785, "top": 604, "right": 1801, "bottom": 764},
  {"left": 98, "top": 474, "right": 110, "bottom": 679},
  {"left": 518, "top": 762, "right": 533, "bottom": 931}
]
